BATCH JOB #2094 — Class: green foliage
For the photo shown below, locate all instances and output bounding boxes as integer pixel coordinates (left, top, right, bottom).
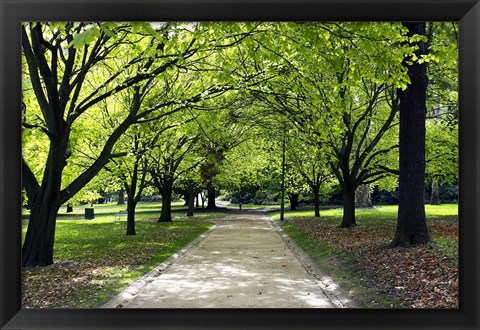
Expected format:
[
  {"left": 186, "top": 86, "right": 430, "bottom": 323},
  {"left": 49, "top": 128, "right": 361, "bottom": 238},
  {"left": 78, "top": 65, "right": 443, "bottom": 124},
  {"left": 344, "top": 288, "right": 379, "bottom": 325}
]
[
  {"left": 22, "top": 21, "right": 458, "bottom": 256},
  {"left": 425, "top": 122, "right": 458, "bottom": 184},
  {"left": 23, "top": 21, "right": 458, "bottom": 208}
]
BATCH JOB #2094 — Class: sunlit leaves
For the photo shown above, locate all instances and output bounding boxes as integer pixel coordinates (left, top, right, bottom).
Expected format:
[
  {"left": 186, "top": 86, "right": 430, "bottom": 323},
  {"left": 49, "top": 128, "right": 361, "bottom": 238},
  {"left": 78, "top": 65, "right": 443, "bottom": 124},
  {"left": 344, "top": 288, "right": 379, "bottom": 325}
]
[
  {"left": 425, "top": 121, "right": 458, "bottom": 184},
  {"left": 69, "top": 26, "right": 101, "bottom": 49},
  {"left": 22, "top": 21, "right": 458, "bottom": 209}
]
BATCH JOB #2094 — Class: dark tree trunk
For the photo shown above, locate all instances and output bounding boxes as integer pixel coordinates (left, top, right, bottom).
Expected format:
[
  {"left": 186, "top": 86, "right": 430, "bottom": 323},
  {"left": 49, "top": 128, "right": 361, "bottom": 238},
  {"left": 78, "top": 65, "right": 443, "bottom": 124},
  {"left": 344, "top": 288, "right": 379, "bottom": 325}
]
[
  {"left": 392, "top": 22, "right": 430, "bottom": 247},
  {"left": 22, "top": 137, "right": 68, "bottom": 267},
  {"left": 201, "top": 193, "right": 205, "bottom": 211},
  {"left": 355, "top": 184, "right": 373, "bottom": 208},
  {"left": 187, "top": 186, "right": 194, "bottom": 217},
  {"left": 126, "top": 195, "right": 136, "bottom": 235},
  {"left": 312, "top": 186, "right": 320, "bottom": 218},
  {"left": 158, "top": 185, "right": 173, "bottom": 222},
  {"left": 22, "top": 197, "right": 60, "bottom": 267},
  {"left": 288, "top": 193, "right": 299, "bottom": 211},
  {"left": 195, "top": 195, "right": 199, "bottom": 208},
  {"left": 430, "top": 180, "right": 440, "bottom": 205},
  {"left": 341, "top": 189, "right": 356, "bottom": 228},
  {"left": 206, "top": 185, "right": 217, "bottom": 209},
  {"left": 117, "top": 188, "right": 125, "bottom": 205}
]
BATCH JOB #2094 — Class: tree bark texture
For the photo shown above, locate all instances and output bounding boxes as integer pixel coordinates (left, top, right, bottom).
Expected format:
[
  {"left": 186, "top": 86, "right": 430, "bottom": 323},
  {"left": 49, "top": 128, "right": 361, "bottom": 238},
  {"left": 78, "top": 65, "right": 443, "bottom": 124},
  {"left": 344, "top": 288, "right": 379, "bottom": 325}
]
[
  {"left": 22, "top": 135, "right": 69, "bottom": 267},
  {"left": 206, "top": 185, "right": 217, "bottom": 209},
  {"left": 355, "top": 184, "right": 373, "bottom": 208},
  {"left": 126, "top": 196, "right": 137, "bottom": 235},
  {"left": 289, "top": 193, "right": 299, "bottom": 211},
  {"left": 392, "top": 22, "right": 430, "bottom": 247},
  {"left": 430, "top": 180, "right": 440, "bottom": 205},
  {"left": 312, "top": 186, "right": 321, "bottom": 218},
  {"left": 158, "top": 182, "right": 173, "bottom": 222},
  {"left": 22, "top": 199, "right": 60, "bottom": 267},
  {"left": 341, "top": 189, "right": 357, "bottom": 228},
  {"left": 187, "top": 186, "right": 195, "bottom": 217},
  {"left": 117, "top": 188, "right": 125, "bottom": 205}
]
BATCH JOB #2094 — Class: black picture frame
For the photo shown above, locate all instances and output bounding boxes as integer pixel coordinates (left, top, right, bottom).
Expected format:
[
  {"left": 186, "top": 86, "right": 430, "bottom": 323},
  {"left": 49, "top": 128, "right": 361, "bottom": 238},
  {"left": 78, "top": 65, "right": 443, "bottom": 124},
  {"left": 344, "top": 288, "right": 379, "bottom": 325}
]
[{"left": 1, "top": 0, "right": 478, "bottom": 329}]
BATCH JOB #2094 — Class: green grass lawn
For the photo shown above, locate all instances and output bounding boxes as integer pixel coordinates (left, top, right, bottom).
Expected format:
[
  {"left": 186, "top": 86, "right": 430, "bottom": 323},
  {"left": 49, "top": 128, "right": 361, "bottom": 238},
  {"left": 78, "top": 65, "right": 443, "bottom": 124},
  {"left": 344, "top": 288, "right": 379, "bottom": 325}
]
[
  {"left": 21, "top": 202, "right": 228, "bottom": 308},
  {"left": 22, "top": 201, "right": 229, "bottom": 221},
  {"left": 269, "top": 203, "right": 458, "bottom": 221},
  {"left": 269, "top": 203, "right": 459, "bottom": 308}
]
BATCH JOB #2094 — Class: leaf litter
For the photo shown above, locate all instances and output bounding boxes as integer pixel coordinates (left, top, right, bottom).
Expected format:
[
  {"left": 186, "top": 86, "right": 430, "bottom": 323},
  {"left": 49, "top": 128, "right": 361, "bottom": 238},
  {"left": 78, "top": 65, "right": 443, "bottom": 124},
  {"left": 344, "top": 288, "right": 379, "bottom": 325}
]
[{"left": 287, "top": 216, "right": 458, "bottom": 308}]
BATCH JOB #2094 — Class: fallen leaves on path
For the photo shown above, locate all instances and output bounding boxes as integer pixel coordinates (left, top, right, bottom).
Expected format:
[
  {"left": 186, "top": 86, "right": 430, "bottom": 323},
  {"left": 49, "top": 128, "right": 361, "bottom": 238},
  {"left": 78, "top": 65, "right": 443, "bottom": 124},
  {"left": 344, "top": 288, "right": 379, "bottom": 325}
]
[{"left": 288, "top": 216, "right": 458, "bottom": 308}]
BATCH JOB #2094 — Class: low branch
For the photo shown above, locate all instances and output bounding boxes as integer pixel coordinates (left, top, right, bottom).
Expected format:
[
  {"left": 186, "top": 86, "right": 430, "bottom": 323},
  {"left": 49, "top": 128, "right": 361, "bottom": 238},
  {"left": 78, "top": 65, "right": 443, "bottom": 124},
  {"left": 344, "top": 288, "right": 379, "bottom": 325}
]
[
  {"left": 22, "top": 157, "right": 40, "bottom": 207},
  {"left": 22, "top": 122, "right": 52, "bottom": 138},
  {"left": 59, "top": 113, "right": 136, "bottom": 205}
]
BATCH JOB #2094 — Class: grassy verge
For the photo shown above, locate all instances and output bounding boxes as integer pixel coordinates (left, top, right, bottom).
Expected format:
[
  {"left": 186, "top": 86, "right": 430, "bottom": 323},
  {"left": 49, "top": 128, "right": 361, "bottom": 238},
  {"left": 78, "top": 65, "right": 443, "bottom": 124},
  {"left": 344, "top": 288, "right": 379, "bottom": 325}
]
[
  {"left": 22, "top": 203, "right": 226, "bottom": 308},
  {"left": 281, "top": 223, "right": 402, "bottom": 308},
  {"left": 22, "top": 201, "right": 229, "bottom": 221},
  {"left": 270, "top": 204, "right": 458, "bottom": 308},
  {"left": 269, "top": 203, "right": 458, "bottom": 221}
]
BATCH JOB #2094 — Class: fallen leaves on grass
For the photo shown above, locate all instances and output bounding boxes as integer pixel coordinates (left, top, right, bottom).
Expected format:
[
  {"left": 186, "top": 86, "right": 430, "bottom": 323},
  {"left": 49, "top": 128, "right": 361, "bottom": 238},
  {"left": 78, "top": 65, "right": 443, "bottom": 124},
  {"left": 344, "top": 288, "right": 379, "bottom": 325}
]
[
  {"left": 22, "top": 261, "right": 110, "bottom": 308},
  {"left": 288, "top": 216, "right": 458, "bottom": 308},
  {"left": 22, "top": 223, "right": 209, "bottom": 308}
]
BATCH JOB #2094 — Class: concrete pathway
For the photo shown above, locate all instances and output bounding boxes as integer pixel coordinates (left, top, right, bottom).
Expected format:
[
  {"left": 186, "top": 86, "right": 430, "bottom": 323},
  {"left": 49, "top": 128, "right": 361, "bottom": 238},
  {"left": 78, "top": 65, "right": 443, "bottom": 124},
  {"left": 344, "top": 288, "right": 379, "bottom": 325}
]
[{"left": 102, "top": 210, "right": 353, "bottom": 308}]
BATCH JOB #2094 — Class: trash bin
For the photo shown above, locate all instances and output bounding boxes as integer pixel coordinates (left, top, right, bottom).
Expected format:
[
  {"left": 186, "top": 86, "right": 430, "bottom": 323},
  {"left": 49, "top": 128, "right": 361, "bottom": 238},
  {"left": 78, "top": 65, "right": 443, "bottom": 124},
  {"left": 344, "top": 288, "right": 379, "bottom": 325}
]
[{"left": 85, "top": 207, "right": 95, "bottom": 220}]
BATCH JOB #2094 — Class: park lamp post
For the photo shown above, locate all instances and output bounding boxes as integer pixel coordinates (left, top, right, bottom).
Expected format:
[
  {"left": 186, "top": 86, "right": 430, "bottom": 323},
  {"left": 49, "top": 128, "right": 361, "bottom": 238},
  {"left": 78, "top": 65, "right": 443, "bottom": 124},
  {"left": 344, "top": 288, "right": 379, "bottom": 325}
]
[{"left": 280, "top": 121, "right": 286, "bottom": 222}]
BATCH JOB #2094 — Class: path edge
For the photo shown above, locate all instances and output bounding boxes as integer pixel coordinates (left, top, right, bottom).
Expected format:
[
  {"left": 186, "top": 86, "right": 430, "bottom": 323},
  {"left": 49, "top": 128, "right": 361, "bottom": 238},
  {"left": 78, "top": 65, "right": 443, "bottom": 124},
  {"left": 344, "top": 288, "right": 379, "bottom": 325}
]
[
  {"left": 263, "top": 212, "right": 358, "bottom": 308},
  {"left": 101, "top": 223, "right": 219, "bottom": 308}
]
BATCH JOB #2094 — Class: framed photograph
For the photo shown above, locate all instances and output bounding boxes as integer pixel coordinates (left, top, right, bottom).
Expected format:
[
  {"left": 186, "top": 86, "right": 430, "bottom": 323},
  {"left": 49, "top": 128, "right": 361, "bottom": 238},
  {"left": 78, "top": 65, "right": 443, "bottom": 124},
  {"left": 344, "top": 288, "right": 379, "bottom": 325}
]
[{"left": 1, "top": 0, "right": 479, "bottom": 329}]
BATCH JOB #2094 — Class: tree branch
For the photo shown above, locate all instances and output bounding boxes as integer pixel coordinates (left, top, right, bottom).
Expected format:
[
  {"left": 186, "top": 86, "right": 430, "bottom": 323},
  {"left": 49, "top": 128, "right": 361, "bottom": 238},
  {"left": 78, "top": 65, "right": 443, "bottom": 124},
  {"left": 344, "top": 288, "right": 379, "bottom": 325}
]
[{"left": 22, "top": 157, "right": 40, "bottom": 207}]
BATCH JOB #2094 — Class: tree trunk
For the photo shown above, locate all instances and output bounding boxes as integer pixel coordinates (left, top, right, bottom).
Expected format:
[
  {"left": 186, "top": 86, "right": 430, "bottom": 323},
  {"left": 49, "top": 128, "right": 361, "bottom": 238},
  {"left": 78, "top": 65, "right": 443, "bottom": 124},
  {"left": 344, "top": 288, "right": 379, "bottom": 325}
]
[
  {"left": 206, "top": 185, "right": 217, "bottom": 209},
  {"left": 158, "top": 185, "right": 173, "bottom": 222},
  {"left": 187, "top": 186, "right": 194, "bottom": 217},
  {"left": 430, "top": 180, "right": 440, "bottom": 205},
  {"left": 312, "top": 186, "right": 320, "bottom": 218},
  {"left": 22, "top": 137, "right": 68, "bottom": 267},
  {"left": 392, "top": 22, "right": 430, "bottom": 247},
  {"left": 195, "top": 194, "right": 199, "bottom": 208},
  {"left": 22, "top": 197, "right": 60, "bottom": 267},
  {"left": 117, "top": 188, "right": 125, "bottom": 205},
  {"left": 355, "top": 184, "right": 372, "bottom": 208},
  {"left": 126, "top": 196, "right": 136, "bottom": 235},
  {"left": 288, "top": 193, "right": 299, "bottom": 211},
  {"left": 340, "top": 189, "right": 356, "bottom": 228}
]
